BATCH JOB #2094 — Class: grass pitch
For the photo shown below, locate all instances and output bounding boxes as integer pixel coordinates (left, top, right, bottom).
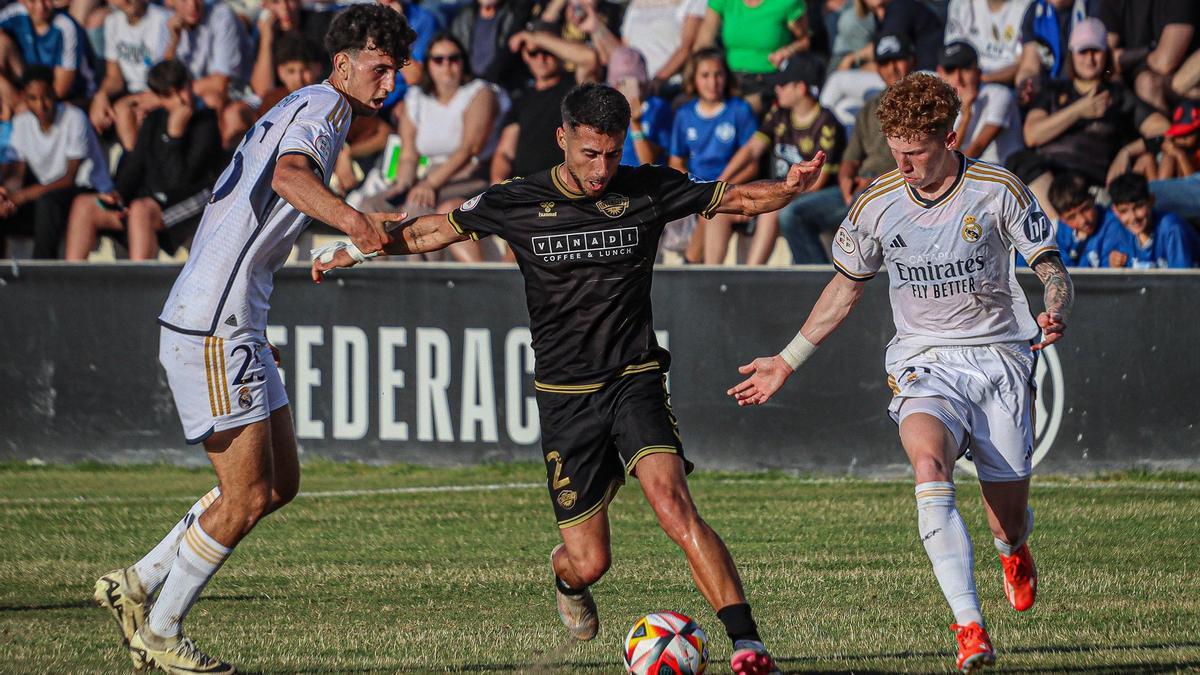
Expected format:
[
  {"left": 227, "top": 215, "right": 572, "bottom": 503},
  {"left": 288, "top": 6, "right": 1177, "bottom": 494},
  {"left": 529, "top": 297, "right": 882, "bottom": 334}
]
[{"left": 1, "top": 461, "right": 1198, "bottom": 674}]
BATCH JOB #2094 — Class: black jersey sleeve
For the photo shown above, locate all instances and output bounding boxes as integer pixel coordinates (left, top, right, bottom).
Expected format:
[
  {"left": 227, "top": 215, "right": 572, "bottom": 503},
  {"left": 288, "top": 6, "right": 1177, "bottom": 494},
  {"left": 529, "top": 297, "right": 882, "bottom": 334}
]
[
  {"left": 641, "top": 164, "right": 728, "bottom": 222},
  {"left": 447, "top": 183, "right": 510, "bottom": 240}
]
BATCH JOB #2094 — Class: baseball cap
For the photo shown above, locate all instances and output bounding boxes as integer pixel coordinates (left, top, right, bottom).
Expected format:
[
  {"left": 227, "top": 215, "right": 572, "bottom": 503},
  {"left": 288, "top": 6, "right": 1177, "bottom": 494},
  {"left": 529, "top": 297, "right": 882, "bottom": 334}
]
[
  {"left": 938, "top": 41, "right": 979, "bottom": 71},
  {"left": 765, "top": 53, "right": 824, "bottom": 92},
  {"left": 1068, "top": 17, "right": 1107, "bottom": 53},
  {"left": 875, "top": 33, "right": 914, "bottom": 63},
  {"left": 606, "top": 47, "right": 648, "bottom": 87},
  {"left": 1166, "top": 100, "right": 1200, "bottom": 138}
]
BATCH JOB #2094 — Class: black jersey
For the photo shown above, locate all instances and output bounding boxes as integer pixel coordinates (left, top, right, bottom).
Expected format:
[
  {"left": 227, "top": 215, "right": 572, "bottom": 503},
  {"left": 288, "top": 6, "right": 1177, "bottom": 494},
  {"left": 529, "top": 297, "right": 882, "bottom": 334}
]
[{"left": 448, "top": 163, "right": 727, "bottom": 391}]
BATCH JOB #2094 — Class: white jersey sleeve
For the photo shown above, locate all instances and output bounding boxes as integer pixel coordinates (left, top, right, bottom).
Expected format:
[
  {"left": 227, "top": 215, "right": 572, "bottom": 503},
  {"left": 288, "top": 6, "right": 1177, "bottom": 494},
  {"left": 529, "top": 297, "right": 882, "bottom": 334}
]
[
  {"left": 278, "top": 90, "right": 352, "bottom": 179},
  {"left": 996, "top": 170, "right": 1058, "bottom": 266},
  {"left": 830, "top": 170, "right": 901, "bottom": 281}
]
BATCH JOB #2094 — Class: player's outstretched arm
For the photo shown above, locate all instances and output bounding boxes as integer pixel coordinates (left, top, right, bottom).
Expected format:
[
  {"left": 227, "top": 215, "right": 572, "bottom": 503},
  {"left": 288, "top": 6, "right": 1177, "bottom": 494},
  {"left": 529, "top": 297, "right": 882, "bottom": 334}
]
[
  {"left": 310, "top": 214, "right": 468, "bottom": 282},
  {"left": 1030, "top": 254, "right": 1073, "bottom": 351},
  {"left": 727, "top": 273, "right": 865, "bottom": 406},
  {"left": 711, "top": 151, "right": 826, "bottom": 217},
  {"left": 273, "top": 154, "right": 394, "bottom": 254}
]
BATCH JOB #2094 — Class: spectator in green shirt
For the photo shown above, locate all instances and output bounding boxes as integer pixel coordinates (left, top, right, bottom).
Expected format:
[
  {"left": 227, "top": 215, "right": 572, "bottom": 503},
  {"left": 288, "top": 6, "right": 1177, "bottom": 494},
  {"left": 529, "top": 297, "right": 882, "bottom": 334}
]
[{"left": 696, "top": 0, "right": 809, "bottom": 110}]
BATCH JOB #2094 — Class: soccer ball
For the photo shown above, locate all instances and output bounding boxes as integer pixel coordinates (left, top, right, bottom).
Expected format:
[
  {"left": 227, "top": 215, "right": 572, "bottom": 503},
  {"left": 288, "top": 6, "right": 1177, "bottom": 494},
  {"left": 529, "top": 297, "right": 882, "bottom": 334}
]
[{"left": 623, "top": 611, "right": 709, "bottom": 675}]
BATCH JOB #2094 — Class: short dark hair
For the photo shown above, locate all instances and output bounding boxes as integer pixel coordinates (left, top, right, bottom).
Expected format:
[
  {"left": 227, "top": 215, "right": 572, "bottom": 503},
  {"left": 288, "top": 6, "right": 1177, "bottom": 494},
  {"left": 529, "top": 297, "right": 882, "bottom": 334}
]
[
  {"left": 273, "top": 33, "right": 324, "bottom": 69},
  {"left": 147, "top": 59, "right": 191, "bottom": 96},
  {"left": 21, "top": 65, "right": 54, "bottom": 90},
  {"left": 1047, "top": 172, "right": 1094, "bottom": 214},
  {"left": 418, "top": 33, "right": 474, "bottom": 95},
  {"left": 1108, "top": 172, "right": 1151, "bottom": 206},
  {"left": 324, "top": 4, "right": 416, "bottom": 66},
  {"left": 560, "top": 83, "right": 630, "bottom": 136}
]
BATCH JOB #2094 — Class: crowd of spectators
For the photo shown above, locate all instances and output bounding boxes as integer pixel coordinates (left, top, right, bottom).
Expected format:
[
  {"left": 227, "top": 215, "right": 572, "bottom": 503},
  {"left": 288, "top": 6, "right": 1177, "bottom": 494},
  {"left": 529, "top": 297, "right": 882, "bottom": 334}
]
[{"left": 0, "top": 0, "right": 1196, "bottom": 267}]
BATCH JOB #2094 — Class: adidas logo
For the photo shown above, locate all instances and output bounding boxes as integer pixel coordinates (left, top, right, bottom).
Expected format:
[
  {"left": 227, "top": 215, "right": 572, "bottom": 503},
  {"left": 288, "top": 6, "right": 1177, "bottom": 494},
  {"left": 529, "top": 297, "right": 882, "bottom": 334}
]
[
  {"left": 225, "top": 315, "right": 238, "bottom": 327},
  {"left": 888, "top": 235, "right": 908, "bottom": 248}
]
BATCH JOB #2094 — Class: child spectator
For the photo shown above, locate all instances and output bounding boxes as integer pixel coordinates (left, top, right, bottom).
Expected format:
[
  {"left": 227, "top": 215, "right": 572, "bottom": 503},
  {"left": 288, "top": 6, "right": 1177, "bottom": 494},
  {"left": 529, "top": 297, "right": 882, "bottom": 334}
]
[
  {"left": 0, "top": 0, "right": 96, "bottom": 105},
  {"left": 90, "top": 0, "right": 170, "bottom": 142},
  {"left": 0, "top": 66, "right": 111, "bottom": 258},
  {"left": 1046, "top": 171, "right": 1116, "bottom": 267},
  {"left": 669, "top": 48, "right": 757, "bottom": 264},
  {"left": 937, "top": 41, "right": 1024, "bottom": 165},
  {"left": 1102, "top": 172, "right": 1199, "bottom": 268},
  {"left": 65, "top": 59, "right": 224, "bottom": 260},
  {"left": 250, "top": 0, "right": 335, "bottom": 98},
  {"left": 163, "top": 0, "right": 253, "bottom": 147},
  {"left": 610, "top": 47, "right": 672, "bottom": 167},
  {"left": 721, "top": 53, "right": 844, "bottom": 264}
]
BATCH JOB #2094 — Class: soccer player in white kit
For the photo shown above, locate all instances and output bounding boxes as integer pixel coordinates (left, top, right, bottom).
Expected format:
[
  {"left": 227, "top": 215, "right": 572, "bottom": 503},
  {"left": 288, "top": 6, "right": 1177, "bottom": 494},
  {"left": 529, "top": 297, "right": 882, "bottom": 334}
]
[
  {"left": 728, "top": 73, "right": 1074, "bottom": 674},
  {"left": 92, "top": 6, "right": 414, "bottom": 673}
]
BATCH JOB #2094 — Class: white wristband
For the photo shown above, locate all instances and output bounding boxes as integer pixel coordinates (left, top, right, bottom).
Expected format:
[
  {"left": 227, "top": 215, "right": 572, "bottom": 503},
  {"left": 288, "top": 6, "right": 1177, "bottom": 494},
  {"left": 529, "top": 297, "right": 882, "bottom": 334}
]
[
  {"left": 778, "top": 332, "right": 817, "bottom": 371},
  {"left": 310, "top": 241, "right": 380, "bottom": 265}
]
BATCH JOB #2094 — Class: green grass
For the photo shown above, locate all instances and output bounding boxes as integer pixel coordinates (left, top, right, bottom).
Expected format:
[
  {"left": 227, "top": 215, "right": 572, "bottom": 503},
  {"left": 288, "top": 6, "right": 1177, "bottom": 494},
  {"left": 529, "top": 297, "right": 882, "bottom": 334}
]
[{"left": 2, "top": 462, "right": 1198, "bottom": 673}]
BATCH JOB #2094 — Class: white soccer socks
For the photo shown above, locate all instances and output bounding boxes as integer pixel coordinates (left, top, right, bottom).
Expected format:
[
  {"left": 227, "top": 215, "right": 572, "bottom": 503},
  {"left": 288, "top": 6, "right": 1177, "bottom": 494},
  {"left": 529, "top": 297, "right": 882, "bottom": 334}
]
[
  {"left": 915, "top": 482, "right": 984, "bottom": 627},
  {"left": 146, "top": 520, "right": 232, "bottom": 639},
  {"left": 993, "top": 507, "right": 1034, "bottom": 556},
  {"left": 134, "top": 487, "right": 221, "bottom": 595}
]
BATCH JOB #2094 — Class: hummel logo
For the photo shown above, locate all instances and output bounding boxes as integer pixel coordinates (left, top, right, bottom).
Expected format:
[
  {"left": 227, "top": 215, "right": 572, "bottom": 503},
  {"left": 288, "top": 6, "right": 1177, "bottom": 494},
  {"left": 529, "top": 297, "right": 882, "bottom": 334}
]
[{"left": 889, "top": 235, "right": 908, "bottom": 248}]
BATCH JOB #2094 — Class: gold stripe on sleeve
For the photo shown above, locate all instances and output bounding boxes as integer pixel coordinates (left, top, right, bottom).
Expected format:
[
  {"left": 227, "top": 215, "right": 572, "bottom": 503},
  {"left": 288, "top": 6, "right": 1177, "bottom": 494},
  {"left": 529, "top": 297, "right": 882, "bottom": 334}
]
[
  {"left": 204, "top": 337, "right": 218, "bottom": 418},
  {"left": 699, "top": 181, "right": 729, "bottom": 219}
]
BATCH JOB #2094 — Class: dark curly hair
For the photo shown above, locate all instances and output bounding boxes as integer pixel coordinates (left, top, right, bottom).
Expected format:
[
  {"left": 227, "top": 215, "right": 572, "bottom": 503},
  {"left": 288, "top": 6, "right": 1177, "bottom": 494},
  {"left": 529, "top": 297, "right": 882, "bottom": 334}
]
[
  {"left": 561, "top": 83, "right": 630, "bottom": 136},
  {"left": 877, "top": 72, "right": 960, "bottom": 142},
  {"left": 147, "top": 59, "right": 191, "bottom": 96},
  {"left": 324, "top": 4, "right": 417, "bottom": 67}
]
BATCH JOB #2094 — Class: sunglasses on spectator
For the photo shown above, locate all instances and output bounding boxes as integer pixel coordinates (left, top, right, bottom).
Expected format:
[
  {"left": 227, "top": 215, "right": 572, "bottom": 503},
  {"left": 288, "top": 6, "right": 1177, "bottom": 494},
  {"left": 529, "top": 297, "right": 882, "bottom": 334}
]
[
  {"left": 429, "top": 53, "right": 463, "bottom": 65},
  {"left": 524, "top": 49, "right": 550, "bottom": 58}
]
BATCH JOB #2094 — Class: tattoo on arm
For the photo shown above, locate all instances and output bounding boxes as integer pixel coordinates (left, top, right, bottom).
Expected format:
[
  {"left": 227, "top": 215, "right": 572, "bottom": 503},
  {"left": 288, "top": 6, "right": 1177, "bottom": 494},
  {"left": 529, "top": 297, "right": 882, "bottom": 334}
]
[{"left": 1032, "top": 255, "right": 1074, "bottom": 318}]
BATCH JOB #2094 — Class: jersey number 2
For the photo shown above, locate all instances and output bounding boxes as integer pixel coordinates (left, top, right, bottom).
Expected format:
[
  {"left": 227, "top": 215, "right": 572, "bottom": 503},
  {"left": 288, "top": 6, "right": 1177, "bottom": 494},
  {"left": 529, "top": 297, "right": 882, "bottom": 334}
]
[{"left": 209, "top": 121, "right": 276, "bottom": 204}]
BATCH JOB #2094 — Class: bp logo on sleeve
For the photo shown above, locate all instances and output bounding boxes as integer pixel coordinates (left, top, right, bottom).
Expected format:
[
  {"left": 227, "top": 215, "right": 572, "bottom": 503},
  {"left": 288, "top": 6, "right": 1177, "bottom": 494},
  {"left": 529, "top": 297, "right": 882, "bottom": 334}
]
[{"left": 1024, "top": 211, "right": 1052, "bottom": 243}]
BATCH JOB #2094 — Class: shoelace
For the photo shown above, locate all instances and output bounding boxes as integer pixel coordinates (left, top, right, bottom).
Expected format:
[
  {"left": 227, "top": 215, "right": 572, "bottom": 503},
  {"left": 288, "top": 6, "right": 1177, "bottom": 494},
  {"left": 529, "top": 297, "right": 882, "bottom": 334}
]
[
  {"left": 173, "top": 637, "right": 218, "bottom": 666},
  {"left": 951, "top": 623, "right": 989, "bottom": 649},
  {"left": 1001, "top": 550, "right": 1030, "bottom": 583}
]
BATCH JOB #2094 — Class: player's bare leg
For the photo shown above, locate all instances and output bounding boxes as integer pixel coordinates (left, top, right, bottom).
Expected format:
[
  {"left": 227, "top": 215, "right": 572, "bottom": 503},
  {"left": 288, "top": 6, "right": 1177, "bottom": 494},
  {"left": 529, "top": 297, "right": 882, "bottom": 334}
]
[
  {"left": 900, "top": 411, "right": 994, "bottom": 673},
  {"left": 635, "top": 453, "right": 779, "bottom": 675},
  {"left": 129, "top": 419, "right": 276, "bottom": 674},
  {"left": 552, "top": 509, "right": 609, "bottom": 640},
  {"left": 980, "top": 478, "right": 1037, "bottom": 612}
]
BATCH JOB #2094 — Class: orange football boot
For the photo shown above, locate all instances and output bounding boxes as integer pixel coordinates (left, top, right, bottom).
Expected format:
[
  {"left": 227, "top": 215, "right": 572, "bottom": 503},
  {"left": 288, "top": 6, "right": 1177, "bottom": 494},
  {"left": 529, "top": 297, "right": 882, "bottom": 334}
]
[
  {"left": 1000, "top": 542, "right": 1037, "bottom": 611},
  {"left": 951, "top": 622, "right": 995, "bottom": 673}
]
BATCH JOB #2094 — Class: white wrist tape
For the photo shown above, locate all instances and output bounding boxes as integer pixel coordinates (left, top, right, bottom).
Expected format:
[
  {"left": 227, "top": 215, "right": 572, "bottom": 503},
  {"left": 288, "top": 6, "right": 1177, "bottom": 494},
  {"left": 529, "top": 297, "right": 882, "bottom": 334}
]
[
  {"left": 310, "top": 241, "right": 380, "bottom": 265},
  {"left": 778, "top": 331, "right": 818, "bottom": 371}
]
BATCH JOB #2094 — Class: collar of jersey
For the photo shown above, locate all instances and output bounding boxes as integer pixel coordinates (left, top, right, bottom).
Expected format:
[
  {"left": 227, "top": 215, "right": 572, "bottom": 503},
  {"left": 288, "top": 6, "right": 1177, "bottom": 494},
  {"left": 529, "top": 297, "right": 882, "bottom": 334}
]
[
  {"left": 550, "top": 163, "right": 587, "bottom": 199},
  {"left": 905, "top": 151, "right": 967, "bottom": 209}
]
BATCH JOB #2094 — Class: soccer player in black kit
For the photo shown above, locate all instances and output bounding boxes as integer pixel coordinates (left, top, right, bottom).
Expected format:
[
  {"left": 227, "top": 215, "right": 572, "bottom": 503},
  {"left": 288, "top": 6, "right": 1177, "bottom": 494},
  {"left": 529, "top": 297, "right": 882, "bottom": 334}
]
[{"left": 312, "top": 83, "right": 825, "bottom": 675}]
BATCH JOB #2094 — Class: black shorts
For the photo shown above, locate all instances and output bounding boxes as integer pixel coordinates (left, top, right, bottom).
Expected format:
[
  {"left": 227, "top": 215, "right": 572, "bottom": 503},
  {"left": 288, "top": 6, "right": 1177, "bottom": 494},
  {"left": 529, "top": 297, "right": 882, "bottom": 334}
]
[{"left": 537, "top": 370, "right": 692, "bottom": 529}]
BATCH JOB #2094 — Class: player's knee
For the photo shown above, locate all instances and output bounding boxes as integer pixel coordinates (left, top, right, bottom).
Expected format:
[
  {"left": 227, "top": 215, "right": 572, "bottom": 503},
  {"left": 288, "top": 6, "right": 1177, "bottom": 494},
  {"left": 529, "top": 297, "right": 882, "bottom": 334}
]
[
  {"left": 911, "top": 454, "right": 952, "bottom": 481},
  {"left": 570, "top": 551, "right": 611, "bottom": 586},
  {"left": 225, "top": 484, "right": 272, "bottom": 532}
]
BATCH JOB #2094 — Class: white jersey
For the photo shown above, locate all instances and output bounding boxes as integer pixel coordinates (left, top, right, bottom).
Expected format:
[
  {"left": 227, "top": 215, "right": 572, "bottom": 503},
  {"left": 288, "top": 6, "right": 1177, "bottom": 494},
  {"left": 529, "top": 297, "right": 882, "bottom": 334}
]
[
  {"left": 830, "top": 155, "right": 1057, "bottom": 369},
  {"left": 944, "top": 0, "right": 1031, "bottom": 74},
  {"left": 103, "top": 4, "right": 171, "bottom": 93},
  {"left": 159, "top": 82, "right": 353, "bottom": 338}
]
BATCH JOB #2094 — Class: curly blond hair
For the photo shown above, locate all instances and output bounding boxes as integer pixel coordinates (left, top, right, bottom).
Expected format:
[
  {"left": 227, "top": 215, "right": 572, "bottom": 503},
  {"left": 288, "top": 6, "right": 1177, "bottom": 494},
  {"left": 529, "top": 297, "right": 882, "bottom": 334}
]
[{"left": 876, "top": 72, "right": 961, "bottom": 142}]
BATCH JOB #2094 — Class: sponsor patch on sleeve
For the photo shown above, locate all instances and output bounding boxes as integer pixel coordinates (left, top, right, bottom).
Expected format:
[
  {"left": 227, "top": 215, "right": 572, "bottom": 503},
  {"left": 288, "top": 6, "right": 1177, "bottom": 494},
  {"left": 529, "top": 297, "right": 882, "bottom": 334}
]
[{"left": 834, "top": 226, "right": 856, "bottom": 254}]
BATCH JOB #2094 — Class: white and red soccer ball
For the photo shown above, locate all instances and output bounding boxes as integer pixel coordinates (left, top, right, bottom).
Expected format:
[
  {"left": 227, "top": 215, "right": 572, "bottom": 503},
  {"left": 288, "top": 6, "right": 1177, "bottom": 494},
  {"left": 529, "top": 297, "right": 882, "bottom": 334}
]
[{"left": 623, "top": 611, "right": 709, "bottom": 675}]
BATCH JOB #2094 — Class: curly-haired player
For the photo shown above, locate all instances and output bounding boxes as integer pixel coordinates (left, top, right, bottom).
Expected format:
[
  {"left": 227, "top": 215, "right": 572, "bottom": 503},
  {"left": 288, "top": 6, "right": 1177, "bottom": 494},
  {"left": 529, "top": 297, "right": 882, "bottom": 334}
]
[
  {"left": 91, "top": 6, "right": 415, "bottom": 674},
  {"left": 729, "top": 72, "right": 1074, "bottom": 673}
]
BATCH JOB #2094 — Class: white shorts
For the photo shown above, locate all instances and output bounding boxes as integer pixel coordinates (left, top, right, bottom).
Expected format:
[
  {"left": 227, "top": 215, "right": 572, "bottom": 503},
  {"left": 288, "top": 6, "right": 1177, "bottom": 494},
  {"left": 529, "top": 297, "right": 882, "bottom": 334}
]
[
  {"left": 159, "top": 327, "right": 289, "bottom": 444},
  {"left": 887, "top": 343, "right": 1036, "bottom": 482}
]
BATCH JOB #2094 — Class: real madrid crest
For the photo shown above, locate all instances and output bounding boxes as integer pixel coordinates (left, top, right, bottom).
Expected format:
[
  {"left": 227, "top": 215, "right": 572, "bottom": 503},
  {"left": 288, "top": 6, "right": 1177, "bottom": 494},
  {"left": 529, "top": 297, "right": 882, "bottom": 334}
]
[
  {"left": 595, "top": 193, "right": 630, "bottom": 218},
  {"left": 557, "top": 489, "right": 578, "bottom": 509},
  {"left": 961, "top": 215, "right": 982, "bottom": 243},
  {"left": 238, "top": 386, "right": 253, "bottom": 410}
]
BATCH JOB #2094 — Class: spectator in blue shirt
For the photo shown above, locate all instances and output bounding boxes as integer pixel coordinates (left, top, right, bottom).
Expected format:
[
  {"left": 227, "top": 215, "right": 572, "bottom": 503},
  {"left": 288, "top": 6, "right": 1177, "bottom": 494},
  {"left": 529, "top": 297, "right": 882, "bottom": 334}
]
[
  {"left": 0, "top": 0, "right": 95, "bottom": 105},
  {"left": 669, "top": 48, "right": 756, "bottom": 263},
  {"left": 609, "top": 47, "right": 672, "bottom": 167},
  {"left": 1102, "top": 172, "right": 1200, "bottom": 268},
  {"left": 1046, "top": 171, "right": 1117, "bottom": 267}
]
